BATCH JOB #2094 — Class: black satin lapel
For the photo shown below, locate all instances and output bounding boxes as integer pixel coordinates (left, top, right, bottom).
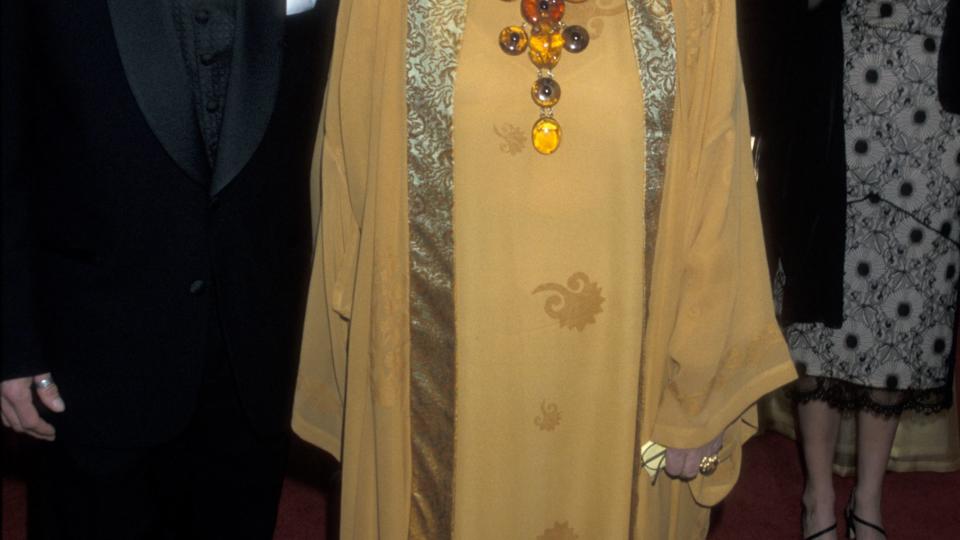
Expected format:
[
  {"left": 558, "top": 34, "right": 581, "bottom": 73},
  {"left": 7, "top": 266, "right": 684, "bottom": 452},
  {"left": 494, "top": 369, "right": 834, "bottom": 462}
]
[
  {"left": 106, "top": 0, "right": 209, "bottom": 185},
  {"left": 210, "top": 0, "right": 284, "bottom": 195}
]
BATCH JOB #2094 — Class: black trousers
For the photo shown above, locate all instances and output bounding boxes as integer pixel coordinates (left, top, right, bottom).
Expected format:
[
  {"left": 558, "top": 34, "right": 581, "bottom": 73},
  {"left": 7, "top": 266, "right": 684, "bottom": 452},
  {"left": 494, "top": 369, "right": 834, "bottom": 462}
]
[{"left": 28, "top": 317, "right": 289, "bottom": 540}]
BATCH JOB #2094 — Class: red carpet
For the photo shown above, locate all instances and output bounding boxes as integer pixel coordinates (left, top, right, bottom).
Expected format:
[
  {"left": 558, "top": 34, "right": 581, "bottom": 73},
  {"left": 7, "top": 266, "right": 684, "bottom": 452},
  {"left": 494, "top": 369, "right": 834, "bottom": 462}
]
[{"left": 5, "top": 430, "right": 959, "bottom": 539}]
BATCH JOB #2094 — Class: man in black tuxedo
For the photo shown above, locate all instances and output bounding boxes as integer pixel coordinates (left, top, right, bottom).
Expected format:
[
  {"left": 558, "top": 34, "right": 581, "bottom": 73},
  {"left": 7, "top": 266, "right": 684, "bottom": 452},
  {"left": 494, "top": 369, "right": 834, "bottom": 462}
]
[{"left": 1, "top": 1, "right": 335, "bottom": 537}]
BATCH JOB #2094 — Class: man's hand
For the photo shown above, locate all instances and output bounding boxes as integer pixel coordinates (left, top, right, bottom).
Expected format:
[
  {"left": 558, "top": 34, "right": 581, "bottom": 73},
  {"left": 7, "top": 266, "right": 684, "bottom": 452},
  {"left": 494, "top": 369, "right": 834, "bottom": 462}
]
[
  {"left": 664, "top": 432, "right": 723, "bottom": 480},
  {"left": 1, "top": 373, "right": 65, "bottom": 441}
]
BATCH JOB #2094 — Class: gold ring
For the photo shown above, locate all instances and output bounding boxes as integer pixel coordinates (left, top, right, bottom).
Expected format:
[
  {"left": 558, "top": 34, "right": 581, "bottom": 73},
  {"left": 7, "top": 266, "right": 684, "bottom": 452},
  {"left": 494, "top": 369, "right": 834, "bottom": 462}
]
[{"left": 698, "top": 454, "right": 719, "bottom": 476}]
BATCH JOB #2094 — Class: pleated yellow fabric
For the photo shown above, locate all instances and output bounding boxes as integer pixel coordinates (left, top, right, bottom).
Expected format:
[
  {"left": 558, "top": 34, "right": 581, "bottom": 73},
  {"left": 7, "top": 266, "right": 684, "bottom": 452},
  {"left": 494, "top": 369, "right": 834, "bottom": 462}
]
[{"left": 292, "top": 1, "right": 798, "bottom": 538}]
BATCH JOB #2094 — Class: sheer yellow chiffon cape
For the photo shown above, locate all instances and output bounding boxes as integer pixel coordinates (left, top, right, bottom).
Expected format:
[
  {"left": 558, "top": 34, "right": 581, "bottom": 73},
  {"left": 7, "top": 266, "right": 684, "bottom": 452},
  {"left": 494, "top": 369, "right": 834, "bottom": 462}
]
[{"left": 292, "top": 1, "right": 797, "bottom": 538}]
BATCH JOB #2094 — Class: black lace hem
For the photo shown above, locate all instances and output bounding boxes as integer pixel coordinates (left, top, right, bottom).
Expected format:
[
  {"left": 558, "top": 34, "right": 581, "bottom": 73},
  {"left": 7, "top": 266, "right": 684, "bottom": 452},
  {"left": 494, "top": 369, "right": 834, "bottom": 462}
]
[{"left": 786, "top": 375, "right": 952, "bottom": 417}]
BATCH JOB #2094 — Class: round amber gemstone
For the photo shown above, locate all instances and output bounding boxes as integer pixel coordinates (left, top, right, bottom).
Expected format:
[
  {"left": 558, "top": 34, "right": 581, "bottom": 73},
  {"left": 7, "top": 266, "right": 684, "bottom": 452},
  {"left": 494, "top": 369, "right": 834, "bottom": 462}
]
[
  {"left": 532, "top": 117, "right": 561, "bottom": 155},
  {"left": 531, "top": 77, "right": 561, "bottom": 107},
  {"left": 521, "top": 0, "right": 565, "bottom": 26},
  {"left": 499, "top": 26, "right": 529, "bottom": 55},
  {"left": 528, "top": 30, "right": 564, "bottom": 69}
]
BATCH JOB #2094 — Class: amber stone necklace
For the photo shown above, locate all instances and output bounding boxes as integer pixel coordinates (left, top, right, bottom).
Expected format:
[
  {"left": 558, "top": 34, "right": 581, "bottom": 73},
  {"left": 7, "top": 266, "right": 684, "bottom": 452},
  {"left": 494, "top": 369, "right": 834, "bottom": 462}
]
[{"left": 498, "top": 0, "right": 589, "bottom": 155}]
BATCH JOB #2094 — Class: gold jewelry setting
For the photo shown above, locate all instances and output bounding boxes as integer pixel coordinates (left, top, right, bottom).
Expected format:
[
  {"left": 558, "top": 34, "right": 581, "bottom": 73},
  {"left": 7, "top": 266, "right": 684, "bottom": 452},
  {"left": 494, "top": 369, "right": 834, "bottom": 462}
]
[{"left": 499, "top": 0, "right": 589, "bottom": 155}]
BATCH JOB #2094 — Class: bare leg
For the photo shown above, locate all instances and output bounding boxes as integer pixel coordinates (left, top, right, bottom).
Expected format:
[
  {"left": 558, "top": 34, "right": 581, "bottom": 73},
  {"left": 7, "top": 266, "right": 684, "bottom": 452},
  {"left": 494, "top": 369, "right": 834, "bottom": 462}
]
[
  {"left": 797, "top": 398, "right": 842, "bottom": 539},
  {"left": 851, "top": 409, "right": 899, "bottom": 539}
]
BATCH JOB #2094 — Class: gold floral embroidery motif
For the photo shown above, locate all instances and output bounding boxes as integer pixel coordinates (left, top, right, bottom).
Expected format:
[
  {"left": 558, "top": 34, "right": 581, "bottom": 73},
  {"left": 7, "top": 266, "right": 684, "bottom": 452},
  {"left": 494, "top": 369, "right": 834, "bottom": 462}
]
[
  {"left": 534, "top": 400, "right": 561, "bottom": 431},
  {"left": 533, "top": 272, "right": 605, "bottom": 331},
  {"left": 538, "top": 521, "right": 580, "bottom": 540},
  {"left": 494, "top": 123, "right": 526, "bottom": 155}
]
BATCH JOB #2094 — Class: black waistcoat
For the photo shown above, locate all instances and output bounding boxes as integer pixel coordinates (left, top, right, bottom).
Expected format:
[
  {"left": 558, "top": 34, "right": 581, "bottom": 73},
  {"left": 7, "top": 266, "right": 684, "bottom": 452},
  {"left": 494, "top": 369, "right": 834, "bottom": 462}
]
[{"left": 170, "top": 0, "right": 237, "bottom": 168}]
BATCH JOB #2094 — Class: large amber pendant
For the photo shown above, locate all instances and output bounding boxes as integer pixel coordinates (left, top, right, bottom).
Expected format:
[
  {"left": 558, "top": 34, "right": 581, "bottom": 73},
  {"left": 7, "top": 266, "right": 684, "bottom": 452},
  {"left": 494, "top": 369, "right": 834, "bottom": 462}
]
[
  {"left": 499, "top": 0, "right": 588, "bottom": 155},
  {"left": 532, "top": 117, "right": 562, "bottom": 155}
]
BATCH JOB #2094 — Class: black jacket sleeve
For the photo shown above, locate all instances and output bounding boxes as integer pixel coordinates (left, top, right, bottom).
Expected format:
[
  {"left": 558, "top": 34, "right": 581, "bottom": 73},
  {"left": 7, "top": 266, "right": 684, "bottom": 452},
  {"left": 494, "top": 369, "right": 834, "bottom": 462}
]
[{"left": 2, "top": 0, "right": 46, "bottom": 379}]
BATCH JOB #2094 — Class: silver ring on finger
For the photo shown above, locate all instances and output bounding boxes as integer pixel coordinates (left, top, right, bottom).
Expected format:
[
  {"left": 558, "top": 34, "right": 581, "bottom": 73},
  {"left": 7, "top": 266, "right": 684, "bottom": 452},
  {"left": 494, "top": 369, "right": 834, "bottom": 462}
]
[
  {"left": 698, "top": 454, "right": 719, "bottom": 476},
  {"left": 34, "top": 377, "right": 55, "bottom": 390}
]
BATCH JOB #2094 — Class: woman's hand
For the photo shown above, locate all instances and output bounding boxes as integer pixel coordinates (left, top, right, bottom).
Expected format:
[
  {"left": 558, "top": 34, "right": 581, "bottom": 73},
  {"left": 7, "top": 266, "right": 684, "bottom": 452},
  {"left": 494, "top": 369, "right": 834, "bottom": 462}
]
[{"left": 664, "top": 432, "right": 723, "bottom": 480}]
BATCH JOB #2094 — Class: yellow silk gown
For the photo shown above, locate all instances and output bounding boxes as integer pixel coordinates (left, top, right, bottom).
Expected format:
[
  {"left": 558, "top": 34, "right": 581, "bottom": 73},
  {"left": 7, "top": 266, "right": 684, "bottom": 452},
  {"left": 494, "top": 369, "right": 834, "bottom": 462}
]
[{"left": 292, "top": 1, "right": 798, "bottom": 538}]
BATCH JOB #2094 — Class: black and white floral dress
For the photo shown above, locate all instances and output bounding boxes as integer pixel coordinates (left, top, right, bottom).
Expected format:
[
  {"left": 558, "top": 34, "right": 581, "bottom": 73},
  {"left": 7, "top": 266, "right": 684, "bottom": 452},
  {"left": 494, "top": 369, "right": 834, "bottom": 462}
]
[{"left": 784, "top": 0, "right": 959, "bottom": 414}]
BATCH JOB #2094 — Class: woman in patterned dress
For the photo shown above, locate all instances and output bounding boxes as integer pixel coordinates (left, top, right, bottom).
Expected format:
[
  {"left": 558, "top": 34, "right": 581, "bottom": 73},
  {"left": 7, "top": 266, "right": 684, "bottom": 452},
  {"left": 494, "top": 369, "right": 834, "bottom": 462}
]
[{"left": 749, "top": 1, "right": 958, "bottom": 538}]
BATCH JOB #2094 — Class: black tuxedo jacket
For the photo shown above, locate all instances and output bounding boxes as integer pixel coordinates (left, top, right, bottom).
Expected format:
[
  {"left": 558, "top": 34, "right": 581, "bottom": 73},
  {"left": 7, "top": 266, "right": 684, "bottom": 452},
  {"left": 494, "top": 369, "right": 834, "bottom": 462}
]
[{"left": 1, "top": 0, "right": 335, "bottom": 446}]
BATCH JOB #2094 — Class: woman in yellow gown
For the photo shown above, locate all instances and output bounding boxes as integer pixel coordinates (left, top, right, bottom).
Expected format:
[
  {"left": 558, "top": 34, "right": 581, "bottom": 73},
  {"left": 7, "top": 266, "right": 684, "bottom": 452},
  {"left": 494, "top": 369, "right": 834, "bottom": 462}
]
[{"left": 293, "top": 1, "right": 797, "bottom": 538}]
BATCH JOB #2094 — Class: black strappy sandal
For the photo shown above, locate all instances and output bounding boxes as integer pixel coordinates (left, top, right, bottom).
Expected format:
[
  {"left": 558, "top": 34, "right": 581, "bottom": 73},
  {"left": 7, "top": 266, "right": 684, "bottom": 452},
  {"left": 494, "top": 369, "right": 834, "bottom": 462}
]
[
  {"left": 805, "top": 523, "right": 838, "bottom": 540},
  {"left": 845, "top": 494, "right": 887, "bottom": 539}
]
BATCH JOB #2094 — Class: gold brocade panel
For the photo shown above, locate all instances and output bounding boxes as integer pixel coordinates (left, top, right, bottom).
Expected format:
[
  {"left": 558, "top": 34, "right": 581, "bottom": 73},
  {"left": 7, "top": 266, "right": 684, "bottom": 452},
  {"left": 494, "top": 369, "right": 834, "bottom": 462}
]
[{"left": 406, "top": 0, "right": 467, "bottom": 537}]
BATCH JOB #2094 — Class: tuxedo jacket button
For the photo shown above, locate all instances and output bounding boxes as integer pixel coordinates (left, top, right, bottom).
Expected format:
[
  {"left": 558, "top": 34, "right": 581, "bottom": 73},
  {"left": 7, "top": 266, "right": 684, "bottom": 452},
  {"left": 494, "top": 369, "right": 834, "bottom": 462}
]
[{"left": 189, "top": 280, "right": 207, "bottom": 295}]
